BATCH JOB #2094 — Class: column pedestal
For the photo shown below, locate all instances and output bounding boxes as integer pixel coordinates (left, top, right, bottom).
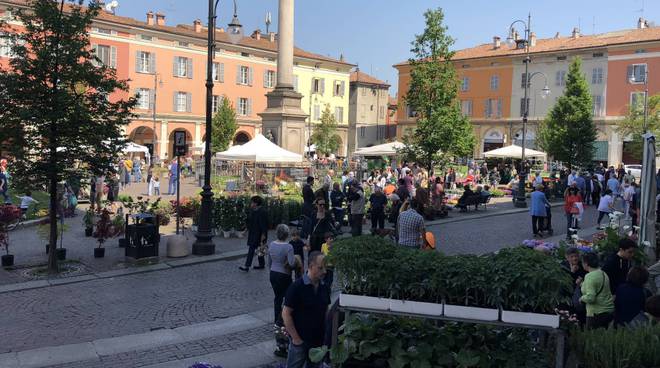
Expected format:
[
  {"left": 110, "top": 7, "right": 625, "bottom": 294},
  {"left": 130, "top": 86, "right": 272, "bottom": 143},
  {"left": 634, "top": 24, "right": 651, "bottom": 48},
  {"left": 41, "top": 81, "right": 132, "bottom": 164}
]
[{"left": 259, "top": 86, "right": 308, "bottom": 156}]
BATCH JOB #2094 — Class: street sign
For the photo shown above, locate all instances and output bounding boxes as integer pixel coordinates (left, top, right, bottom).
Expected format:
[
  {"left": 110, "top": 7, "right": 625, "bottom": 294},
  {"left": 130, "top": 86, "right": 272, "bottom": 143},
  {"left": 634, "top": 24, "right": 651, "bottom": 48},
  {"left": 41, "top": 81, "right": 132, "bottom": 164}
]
[{"left": 173, "top": 131, "right": 187, "bottom": 156}]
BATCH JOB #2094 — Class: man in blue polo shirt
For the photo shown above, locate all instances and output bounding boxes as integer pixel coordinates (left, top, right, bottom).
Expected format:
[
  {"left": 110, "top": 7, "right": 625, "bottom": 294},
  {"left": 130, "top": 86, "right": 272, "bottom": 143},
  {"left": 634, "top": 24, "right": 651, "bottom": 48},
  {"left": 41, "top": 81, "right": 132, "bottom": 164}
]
[{"left": 282, "top": 251, "right": 330, "bottom": 368}]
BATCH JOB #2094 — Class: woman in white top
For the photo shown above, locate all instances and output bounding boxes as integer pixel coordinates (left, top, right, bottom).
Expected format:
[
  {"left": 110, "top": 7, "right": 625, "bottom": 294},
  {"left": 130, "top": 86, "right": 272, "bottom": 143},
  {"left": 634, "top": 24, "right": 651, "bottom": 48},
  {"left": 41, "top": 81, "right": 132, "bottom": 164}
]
[{"left": 597, "top": 189, "right": 614, "bottom": 228}]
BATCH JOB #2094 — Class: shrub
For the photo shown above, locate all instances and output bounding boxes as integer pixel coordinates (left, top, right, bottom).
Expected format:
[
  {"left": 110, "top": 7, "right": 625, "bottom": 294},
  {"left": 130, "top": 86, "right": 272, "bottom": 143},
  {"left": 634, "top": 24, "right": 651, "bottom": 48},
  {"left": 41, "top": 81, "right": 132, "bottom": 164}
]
[{"left": 571, "top": 323, "right": 660, "bottom": 368}]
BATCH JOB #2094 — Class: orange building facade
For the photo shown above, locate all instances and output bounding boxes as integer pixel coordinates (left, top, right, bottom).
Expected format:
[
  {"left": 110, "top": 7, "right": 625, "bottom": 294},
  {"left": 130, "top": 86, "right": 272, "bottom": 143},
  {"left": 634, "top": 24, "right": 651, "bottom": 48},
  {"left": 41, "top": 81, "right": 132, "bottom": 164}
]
[
  {"left": 395, "top": 22, "right": 660, "bottom": 165},
  {"left": 0, "top": 0, "right": 353, "bottom": 160}
]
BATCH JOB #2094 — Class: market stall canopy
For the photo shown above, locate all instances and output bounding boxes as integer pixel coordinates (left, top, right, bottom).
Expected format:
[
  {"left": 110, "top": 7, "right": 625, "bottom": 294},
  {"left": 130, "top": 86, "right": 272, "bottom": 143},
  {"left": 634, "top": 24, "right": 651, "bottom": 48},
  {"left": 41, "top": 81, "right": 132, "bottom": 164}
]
[
  {"left": 122, "top": 142, "right": 151, "bottom": 164},
  {"left": 215, "top": 134, "right": 304, "bottom": 163},
  {"left": 353, "top": 141, "right": 406, "bottom": 157},
  {"left": 483, "top": 144, "right": 546, "bottom": 159}
]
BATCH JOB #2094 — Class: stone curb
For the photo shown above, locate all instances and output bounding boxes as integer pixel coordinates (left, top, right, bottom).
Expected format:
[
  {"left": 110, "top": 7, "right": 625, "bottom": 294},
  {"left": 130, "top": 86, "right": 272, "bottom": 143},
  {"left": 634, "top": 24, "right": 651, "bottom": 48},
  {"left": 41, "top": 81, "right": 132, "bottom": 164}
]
[
  {"left": 425, "top": 201, "right": 565, "bottom": 227},
  {"left": 0, "top": 249, "right": 249, "bottom": 295},
  {"left": 0, "top": 308, "right": 274, "bottom": 368}
]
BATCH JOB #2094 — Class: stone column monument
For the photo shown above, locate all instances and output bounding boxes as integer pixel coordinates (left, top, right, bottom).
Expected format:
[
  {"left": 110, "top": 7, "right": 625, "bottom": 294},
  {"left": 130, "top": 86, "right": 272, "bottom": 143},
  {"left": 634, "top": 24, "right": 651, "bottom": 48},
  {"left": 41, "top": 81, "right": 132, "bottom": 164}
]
[{"left": 258, "top": 0, "right": 308, "bottom": 155}]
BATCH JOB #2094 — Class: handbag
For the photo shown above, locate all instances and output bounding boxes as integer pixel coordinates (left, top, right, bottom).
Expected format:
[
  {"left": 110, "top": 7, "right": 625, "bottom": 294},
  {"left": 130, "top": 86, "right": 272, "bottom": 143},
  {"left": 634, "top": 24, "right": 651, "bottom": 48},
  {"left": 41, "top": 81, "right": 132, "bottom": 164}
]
[{"left": 573, "top": 272, "right": 606, "bottom": 314}]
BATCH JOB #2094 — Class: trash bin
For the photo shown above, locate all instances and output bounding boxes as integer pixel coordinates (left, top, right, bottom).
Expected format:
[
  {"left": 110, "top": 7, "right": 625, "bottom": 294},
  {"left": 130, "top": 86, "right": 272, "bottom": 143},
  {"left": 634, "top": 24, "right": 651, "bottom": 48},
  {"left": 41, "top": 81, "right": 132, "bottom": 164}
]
[{"left": 125, "top": 214, "right": 160, "bottom": 259}]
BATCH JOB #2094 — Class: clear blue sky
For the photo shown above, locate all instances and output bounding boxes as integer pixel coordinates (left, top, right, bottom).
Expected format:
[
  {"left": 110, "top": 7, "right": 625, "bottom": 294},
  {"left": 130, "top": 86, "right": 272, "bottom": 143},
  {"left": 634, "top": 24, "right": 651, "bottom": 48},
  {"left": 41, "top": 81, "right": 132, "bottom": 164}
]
[{"left": 114, "top": 0, "right": 657, "bottom": 96}]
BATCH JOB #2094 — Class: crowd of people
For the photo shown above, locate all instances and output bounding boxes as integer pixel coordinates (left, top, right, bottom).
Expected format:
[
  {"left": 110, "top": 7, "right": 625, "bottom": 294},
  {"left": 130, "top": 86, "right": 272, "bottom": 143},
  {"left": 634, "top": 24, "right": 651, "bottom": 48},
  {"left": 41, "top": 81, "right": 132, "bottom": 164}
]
[
  {"left": 561, "top": 239, "right": 660, "bottom": 329},
  {"left": 528, "top": 163, "right": 654, "bottom": 239}
]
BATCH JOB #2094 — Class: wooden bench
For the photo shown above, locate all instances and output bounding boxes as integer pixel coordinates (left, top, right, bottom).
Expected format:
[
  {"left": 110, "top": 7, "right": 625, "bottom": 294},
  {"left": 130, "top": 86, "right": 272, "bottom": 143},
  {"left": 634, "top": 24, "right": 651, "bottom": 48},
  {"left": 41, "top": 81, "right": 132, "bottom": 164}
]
[{"left": 456, "top": 195, "right": 491, "bottom": 212}]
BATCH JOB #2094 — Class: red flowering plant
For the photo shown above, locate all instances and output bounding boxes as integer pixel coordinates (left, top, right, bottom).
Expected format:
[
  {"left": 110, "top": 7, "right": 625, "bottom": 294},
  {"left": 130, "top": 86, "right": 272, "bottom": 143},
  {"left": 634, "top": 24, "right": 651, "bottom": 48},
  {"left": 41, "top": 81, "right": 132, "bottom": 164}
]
[
  {"left": 92, "top": 208, "right": 113, "bottom": 248},
  {"left": 0, "top": 205, "right": 21, "bottom": 255}
]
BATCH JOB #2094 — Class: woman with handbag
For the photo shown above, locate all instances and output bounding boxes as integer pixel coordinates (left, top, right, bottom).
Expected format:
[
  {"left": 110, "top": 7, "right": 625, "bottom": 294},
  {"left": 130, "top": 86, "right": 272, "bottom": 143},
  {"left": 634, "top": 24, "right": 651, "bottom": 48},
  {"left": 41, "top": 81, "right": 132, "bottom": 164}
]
[
  {"left": 564, "top": 185, "right": 582, "bottom": 240},
  {"left": 578, "top": 252, "right": 615, "bottom": 329}
]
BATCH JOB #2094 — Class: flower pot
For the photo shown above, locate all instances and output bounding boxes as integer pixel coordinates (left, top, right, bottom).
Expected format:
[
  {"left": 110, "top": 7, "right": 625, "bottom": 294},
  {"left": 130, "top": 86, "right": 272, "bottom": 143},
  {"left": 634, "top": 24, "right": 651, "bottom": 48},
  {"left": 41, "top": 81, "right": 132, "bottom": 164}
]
[
  {"left": 339, "top": 294, "right": 390, "bottom": 311},
  {"left": 236, "top": 229, "right": 246, "bottom": 238},
  {"left": 500, "top": 310, "right": 560, "bottom": 328},
  {"left": 166, "top": 234, "right": 189, "bottom": 258},
  {"left": 389, "top": 299, "right": 443, "bottom": 316},
  {"left": 1, "top": 254, "right": 14, "bottom": 267},
  {"left": 222, "top": 230, "right": 232, "bottom": 238},
  {"left": 85, "top": 227, "right": 93, "bottom": 237},
  {"left": 94, "top": 247, "right": 105, "bottom": 258},
  {"left": 56, "top": 248, "right": 66, "bottom": 261},
  {"left": 443, "top": 303, "right": 499, "bottom": 321},
  {"left": 118, "top": 238, "right": 128, "bottom": 248}
]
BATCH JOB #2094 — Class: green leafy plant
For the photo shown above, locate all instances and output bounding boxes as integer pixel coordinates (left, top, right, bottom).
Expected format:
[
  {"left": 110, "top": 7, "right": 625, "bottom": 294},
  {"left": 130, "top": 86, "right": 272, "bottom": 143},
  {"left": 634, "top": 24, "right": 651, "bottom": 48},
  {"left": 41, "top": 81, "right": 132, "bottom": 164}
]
[
  {"left": 571, "top": 323, "right": 660, "bottom": 368},
  {"left": 82, "top": 207, "right": 95, "bottom": 228},
  {"left": 310, "top": 314, "right": 551, "bottom": 367}
]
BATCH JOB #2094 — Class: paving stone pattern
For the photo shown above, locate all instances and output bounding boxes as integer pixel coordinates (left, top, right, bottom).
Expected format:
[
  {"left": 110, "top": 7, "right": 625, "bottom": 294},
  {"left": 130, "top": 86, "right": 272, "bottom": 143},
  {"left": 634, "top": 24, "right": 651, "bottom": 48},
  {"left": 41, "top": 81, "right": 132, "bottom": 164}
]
[
  {"left": 40, "top": 325, "right": 274, "bottom": 368},
  {"left": 0, "top": 260, "right": 272, "bottom": 353}
]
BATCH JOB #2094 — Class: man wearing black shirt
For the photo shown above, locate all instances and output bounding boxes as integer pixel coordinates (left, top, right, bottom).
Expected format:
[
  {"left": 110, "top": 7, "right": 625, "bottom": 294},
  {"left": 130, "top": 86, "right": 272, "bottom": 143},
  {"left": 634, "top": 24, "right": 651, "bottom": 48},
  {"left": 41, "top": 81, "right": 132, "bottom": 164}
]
[
  {"left": 602, "top": 238, "right": 637, "bottom": 294},
  {"left": 283, "top": 251, "right": 330, "bottom": 368}
]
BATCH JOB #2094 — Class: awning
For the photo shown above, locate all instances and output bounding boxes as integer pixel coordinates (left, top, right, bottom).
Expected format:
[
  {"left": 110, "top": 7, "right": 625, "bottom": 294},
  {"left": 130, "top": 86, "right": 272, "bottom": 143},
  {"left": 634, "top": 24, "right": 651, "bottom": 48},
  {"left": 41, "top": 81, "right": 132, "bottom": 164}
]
[
  {"left": 483, "top": 144, "right": 547, "bottom": 159},
  {"left": 215, "top": 134, "right": 303, "bottom": 163},
  {"left": 353, "top": 141, "right": 406, "bottom": 157}
]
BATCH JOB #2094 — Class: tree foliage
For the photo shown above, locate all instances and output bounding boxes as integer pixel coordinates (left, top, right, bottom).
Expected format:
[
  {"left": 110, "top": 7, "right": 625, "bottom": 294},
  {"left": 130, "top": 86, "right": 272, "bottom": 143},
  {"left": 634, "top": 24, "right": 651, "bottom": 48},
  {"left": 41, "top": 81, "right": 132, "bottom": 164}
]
[
  {"left": 617, "top": 94, "right": 660, "bottom": 162},
  {"left": 399, "top": 8, "right": 475, "bottom": 172},
  {"left": 0, "top": 0, "right": 136, "bottom": 272},
  {"left": 310, "top": 104, "right": 341, "bottom": 157},
  {"left": 211, "top": 96, "right": 238, "bottom": 152},
  {"left": 537, "top": 57, "right": 597, "bottom": 169}
]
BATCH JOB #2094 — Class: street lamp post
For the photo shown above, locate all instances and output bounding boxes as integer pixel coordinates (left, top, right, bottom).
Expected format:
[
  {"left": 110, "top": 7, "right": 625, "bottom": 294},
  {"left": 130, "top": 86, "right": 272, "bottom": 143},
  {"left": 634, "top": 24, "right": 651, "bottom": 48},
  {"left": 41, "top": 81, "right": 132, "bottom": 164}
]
[
  {"left": 193, "top": 0, "right": 243, "bottom": 255},
  {"left": 151, "top": 73, "right": 162, "bottom": 166},
  {"left": 506, "top": 14, "right": 550, "bottom": 208}
]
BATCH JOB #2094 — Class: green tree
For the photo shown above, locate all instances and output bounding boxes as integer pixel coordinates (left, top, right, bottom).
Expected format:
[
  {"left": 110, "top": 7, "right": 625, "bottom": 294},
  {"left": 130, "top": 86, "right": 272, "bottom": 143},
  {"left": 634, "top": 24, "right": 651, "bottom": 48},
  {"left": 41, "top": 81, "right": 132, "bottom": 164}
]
[
  {"left": 399, "top": 8, "right": 475, "bottom": 174},
  {"left": 310, "top": 104, "right": 341, "bottom": 157},
  {"left": 0, "top": 0, "right": 136, "bottom": 273},
  {"left": 537, "top": 57, "right": 597, "bottom": 169},
  {"left": 211, "top": 96, "right": 238, "bottom": 152},
  {"left": 617, "top": 94, "right": 660, "bottom": 162}
]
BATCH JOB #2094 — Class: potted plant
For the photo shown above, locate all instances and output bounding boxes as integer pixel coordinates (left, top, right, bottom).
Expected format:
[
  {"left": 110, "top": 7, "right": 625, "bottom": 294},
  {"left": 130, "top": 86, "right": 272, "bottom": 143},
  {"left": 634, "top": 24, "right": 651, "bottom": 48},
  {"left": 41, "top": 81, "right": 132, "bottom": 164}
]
[
  {"left": 234, "top": 197, "right": 247, "bottom": 238},
  {"left": 83, "top": 207, "right": 95, "bottom": 237},
  {"left": 0, "top": 205, "right": 20, "bottom": 267},
  {"left": 92, "top": 208, "right": 113, "bottom": 258},
  {"left": 37, "top": 222, "right": 69, "bottom": 260},
  {"left": 495, "top": 247, "right": 571, "bottom": 328},
  {"left": 219, "top": 198, "right": 233, "bottom": 238}
]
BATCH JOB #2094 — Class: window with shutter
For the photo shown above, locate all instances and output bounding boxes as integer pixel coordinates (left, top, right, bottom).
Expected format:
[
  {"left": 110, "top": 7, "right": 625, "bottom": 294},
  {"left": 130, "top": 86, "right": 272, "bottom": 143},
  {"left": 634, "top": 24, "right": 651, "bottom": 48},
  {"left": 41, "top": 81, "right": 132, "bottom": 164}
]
[
  {"left": 592, "top": 95, "right": 603, "bottom": 117},
  {"left": 314, "top": 105, "right": 321, "bottom": 120},
  {"left": 629, "top": 64, "right": 647, "bottom": 83},
  {"left": 497, "top": 98, "right": 502, "bottom": 118},
  {"left": 248, "top": 67, "right": 254, "bottom": 86},
  {"left": 238, "top": 97, "right": 248, "bottom": 115},
  {"left": 186, "top": 93, "right": 192, "bottom": 112},
  {"left": 148, "top": 52, "right": 156, "bottom": 73},
  {"left": 149, "top": 89, "right": 155, "bottom": 110},
  {"left": 592, "top": 67, "right": 603, "bottom": 84},
  {"left": 461, "top": 77, "right": 469, "bottom": 91},
  {"left": 247, "top": 98, "right": 252, "bottom": 116},
  {"left": 110, "top": 46, "right": 116, "bottom": 68},
  {"left": 630, "top": 92, "right": 645, "bottom": 111},
  {"left": 219, "top": 63, "right": 224, "bottom": 83},
  {"left": 340, "top": 81, "right": 346, "bottom": 97},
  {"left": 555, "top": 70, "right": 566, "bottom": 86},
  {"left": 187, "top": 58, "right": 193, "bottom": 79},
  {"left": 137, "top": 88, "right": 150, "bottom": 109},
  {"left": 490, "top": 75, "right": 499, "bottom": 90},
  {"left": 484, "top": 99, "right": 491, "bottom": 118},
  {"left": 320, "top": 78, "right": 325, "bottom": 95}
]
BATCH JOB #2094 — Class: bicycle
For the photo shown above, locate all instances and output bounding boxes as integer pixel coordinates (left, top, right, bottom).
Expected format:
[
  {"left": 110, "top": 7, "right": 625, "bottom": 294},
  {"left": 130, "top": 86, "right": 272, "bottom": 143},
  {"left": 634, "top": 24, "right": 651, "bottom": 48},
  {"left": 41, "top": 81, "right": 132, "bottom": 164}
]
[{"left": 6, "top": 205, "right": 37, "bottom": 231}]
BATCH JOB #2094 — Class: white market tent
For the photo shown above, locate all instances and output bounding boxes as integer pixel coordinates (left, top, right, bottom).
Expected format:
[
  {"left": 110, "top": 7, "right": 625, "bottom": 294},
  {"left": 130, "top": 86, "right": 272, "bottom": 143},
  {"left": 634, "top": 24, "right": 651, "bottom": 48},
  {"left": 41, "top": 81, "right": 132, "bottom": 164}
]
[
  {"left": 215, "top": 134, "right": 303, "bottom": 163},
  {"left": 122, "top": 142, "right": 151, "bottom": 165},
  {"left": 353, "top": 141, "right": 406, "bottom": 157},
  {"left": 483, "top": 144, "right": 547, "bottom": 160}
]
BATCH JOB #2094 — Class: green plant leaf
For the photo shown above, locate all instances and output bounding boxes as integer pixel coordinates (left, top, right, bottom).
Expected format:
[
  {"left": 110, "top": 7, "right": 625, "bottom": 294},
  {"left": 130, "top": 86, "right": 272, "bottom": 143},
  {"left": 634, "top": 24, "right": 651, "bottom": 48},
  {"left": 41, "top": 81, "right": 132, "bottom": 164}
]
[{"left": 309, "top": 345, "right": 328, "bottom": 363}]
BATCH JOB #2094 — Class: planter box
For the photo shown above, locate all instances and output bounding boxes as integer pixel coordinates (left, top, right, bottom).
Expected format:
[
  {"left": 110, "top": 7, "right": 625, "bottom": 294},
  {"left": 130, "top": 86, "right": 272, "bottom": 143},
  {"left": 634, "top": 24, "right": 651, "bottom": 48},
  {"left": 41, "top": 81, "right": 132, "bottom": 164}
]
[
  {"left": 501, "top": 310, "right": 560, "bottom": 328},
  {"left": 443, "top": 304, "right": 499, "bottom": 321},
  {"left": 339, "top": 294, "right": 390, "bottom": 311},
  {"left": 389, "top": 300, "right": 443, "bottom": 316}
]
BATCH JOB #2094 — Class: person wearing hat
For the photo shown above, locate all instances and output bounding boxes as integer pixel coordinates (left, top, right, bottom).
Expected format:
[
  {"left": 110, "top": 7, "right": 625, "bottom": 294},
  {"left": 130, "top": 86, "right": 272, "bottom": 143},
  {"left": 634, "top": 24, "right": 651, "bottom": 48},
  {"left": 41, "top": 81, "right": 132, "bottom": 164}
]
[{"left": 347, "top": 181, "right": 365, "bottom": 237}]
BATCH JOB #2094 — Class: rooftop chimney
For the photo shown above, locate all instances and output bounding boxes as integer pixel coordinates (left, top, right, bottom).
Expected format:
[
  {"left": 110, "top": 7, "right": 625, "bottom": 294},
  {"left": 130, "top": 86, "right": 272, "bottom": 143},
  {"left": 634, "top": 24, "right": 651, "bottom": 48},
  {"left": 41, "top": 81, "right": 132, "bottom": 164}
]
[
  {"left": 146, "top": 11, "right": 154, "bottom": 26},
  {"left": 554, "top": 32, "right": 560, "bottom": 39},
  {"left": 638, "top": 17, "right": 649, "bottom": 29},
  {"left": 155, "top": 12, "right": 165, "bottom": 26},
  {"left": 492, "top": 36, "right": 501, "bottom": 49},
  {"left": 572, "top": 27, "right": 580, "bottom": 39},
  {"left": 268, "top": 32, "right": 275, "bottom": 42},
  {"left": 251, "top": 29, "right": 261, "bottom": 40},
  {"left": 340, "top": 53, "right": 345, "bottom": 62},
  {"left": 529, "top": 32, "right": 537, "bottom": 47},
  {"left": 193, "top": 19, "right": 202, "bottom": 33}
]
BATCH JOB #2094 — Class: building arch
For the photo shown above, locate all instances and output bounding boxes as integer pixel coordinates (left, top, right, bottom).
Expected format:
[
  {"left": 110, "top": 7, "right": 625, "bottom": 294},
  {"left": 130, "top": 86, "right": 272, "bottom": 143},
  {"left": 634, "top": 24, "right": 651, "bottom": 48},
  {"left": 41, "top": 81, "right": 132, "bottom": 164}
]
[
  {"left": 233, "top": 131, "right": 252, "bottom": 145},
  {"left": 482, "top": 128, "right": 505, "bottom": 154},
  {"left": 128, "top": 126, "right": 158, "bottom": 155}
]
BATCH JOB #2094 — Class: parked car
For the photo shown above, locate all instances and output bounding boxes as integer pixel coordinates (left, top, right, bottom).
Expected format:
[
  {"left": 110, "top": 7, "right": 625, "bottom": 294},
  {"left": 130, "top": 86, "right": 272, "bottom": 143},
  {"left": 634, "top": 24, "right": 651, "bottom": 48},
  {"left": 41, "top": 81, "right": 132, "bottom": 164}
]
[{"left": 624, "top": 164, "right": 642, "bottom": 179}]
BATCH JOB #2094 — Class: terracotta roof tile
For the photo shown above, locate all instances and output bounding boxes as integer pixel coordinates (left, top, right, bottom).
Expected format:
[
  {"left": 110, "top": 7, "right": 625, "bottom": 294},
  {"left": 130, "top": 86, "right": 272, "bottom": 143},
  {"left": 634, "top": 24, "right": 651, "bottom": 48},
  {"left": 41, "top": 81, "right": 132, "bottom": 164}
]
[
  {"left": 0, "top": 0, "right": 353, "bottom": 66},
  {"left": 350, "top": 70, "right": 389, "bottom": 86},
  {"left": 395, "top": 26, "right": 660, "bottom": 66}
]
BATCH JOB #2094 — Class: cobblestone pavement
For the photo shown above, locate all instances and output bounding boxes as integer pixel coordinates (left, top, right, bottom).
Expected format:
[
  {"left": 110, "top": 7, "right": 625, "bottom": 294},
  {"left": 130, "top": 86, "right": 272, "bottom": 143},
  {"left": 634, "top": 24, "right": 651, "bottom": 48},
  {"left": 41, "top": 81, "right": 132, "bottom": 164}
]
[
  {"left": 0, "top": 260, "right": 272, "bottom": 353},
  {"left": 433, "top": 204, "right": 602, "bottom": 255},
  {"left": 40, "top": 325, "right": 274, "bottom": 368}
]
